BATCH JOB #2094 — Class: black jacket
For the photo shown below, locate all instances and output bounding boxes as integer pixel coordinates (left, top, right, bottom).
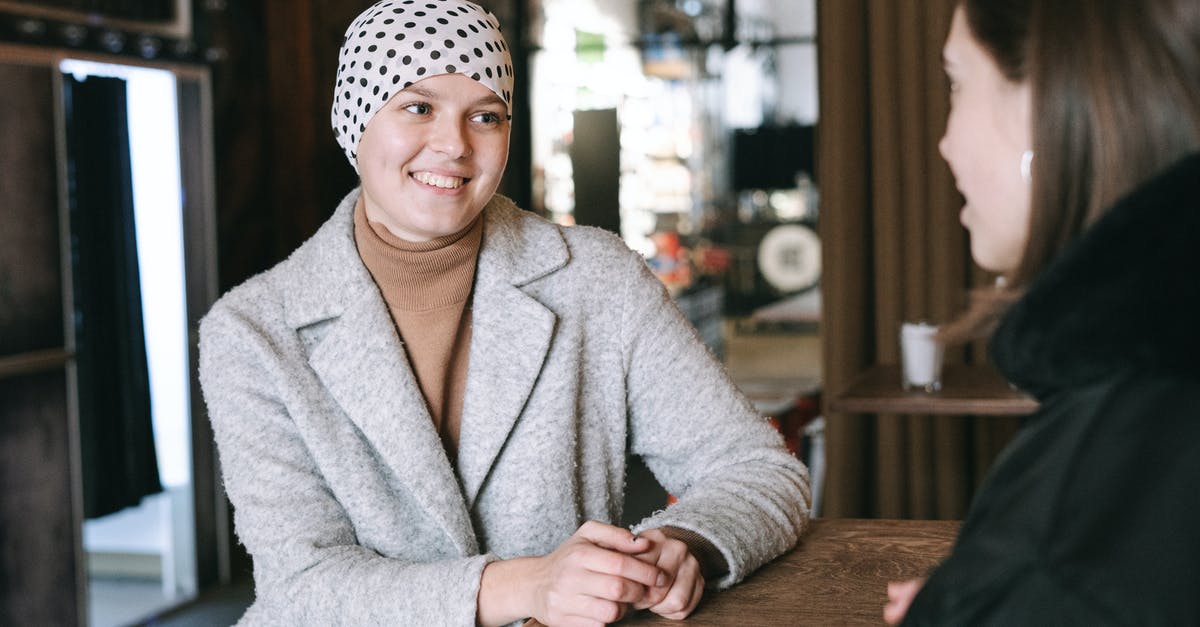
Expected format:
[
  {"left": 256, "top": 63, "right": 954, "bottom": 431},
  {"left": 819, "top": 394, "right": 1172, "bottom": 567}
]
[{"left": 904, "top": 153, "right": 1200, "bottom": 626}]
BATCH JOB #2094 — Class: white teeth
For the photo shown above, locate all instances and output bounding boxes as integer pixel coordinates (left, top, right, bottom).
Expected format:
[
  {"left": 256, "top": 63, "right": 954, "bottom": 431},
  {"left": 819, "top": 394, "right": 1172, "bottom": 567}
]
[{"left": 413, "top": 171, "right": 465, "bottom": 189}]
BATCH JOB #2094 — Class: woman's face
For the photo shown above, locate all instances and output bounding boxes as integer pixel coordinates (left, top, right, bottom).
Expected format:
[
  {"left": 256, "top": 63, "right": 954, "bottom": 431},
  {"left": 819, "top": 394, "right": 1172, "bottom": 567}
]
[
  {"left": 939, "top": 6, "right": 1033, "bottom": 273},
  {"left": 356, "top": 73, "right": 510, "bottom": 242}
]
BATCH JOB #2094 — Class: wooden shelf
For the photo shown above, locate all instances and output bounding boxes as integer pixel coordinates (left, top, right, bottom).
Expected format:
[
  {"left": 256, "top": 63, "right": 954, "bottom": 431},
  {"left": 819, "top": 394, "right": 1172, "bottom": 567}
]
[
  {"left": 0, "top": 348, "right": 72, "bottom": 379},
  {"left": 829, "top": 363, "right": 1037, "bottom": 416}
]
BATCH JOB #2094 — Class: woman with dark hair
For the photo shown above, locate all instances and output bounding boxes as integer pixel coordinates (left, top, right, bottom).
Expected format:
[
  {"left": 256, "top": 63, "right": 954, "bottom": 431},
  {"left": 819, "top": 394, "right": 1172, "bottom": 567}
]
[
  {"left": 199, "top": 1, "right": 808, "bottom": 625},
  {"left": 885, "top": 0, "right": 1200, "bottom": 624}
]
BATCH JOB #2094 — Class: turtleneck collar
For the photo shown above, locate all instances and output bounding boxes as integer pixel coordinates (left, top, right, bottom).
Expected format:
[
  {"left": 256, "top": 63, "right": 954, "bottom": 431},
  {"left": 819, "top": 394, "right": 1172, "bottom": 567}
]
[
  {"left": 989, "top": 152, "right": 1200, "bottom": 400},
  {"left": 353, "top": 198, "right": 484, "bottom": 312}
]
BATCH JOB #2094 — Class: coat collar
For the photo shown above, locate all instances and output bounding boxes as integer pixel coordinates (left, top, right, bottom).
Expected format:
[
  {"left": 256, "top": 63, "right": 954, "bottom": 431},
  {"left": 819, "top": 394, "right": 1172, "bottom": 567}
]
[
  {"left": 280, "top": 189, "right": 568, "bottom": 329},
  {"left": 280, "top": 189, "right": 569, "bottom": 550},
  {"left": 990, "top": 152, "right": 1200, "bottom": 399}
]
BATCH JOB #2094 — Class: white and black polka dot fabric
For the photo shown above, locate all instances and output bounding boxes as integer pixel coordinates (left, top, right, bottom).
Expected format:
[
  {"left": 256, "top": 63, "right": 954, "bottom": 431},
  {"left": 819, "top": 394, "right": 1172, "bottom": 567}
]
[{"left": 332, "top": 0, "right": 515, "bottom": 171}]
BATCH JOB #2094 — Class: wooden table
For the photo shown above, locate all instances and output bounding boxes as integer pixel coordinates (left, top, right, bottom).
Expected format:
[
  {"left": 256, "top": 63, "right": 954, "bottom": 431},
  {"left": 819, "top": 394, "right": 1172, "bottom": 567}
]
[
  {"left": 829, "top": 364, "right": 1037, "bottom": 416},
  {"left": 619, "top": 518, "right": 959, "bottom": 626}
]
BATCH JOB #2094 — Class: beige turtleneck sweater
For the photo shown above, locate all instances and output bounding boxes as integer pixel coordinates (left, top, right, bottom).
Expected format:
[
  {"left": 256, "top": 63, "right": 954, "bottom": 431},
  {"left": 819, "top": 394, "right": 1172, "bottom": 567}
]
[{"left": 353, "top": 199, "right": 482, "bottom": 460}]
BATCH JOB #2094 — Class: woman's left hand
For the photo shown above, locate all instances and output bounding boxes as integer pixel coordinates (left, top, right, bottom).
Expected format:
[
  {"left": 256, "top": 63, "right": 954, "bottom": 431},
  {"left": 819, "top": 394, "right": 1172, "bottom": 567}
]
[
  {"left": 629, "top": 528, "right": 705, "bottom": 620},
  {"left": 884, "top": 578, "right": 926, "bottom": 625}
]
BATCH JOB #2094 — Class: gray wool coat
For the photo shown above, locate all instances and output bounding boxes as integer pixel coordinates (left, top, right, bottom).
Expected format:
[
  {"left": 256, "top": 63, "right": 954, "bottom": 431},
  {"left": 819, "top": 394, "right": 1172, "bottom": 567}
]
[{"left": 199, "top": 190, "right": 811, "bottom": 626}]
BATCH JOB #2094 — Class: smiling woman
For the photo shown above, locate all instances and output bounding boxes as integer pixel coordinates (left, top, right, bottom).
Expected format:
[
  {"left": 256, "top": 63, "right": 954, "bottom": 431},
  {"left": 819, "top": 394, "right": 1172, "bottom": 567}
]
[
  {"left": 198, "top": 1, "right": 810, "bottom": 626},
  {"left": 356, "top": 74, "right": 511, "bottom": 241}
]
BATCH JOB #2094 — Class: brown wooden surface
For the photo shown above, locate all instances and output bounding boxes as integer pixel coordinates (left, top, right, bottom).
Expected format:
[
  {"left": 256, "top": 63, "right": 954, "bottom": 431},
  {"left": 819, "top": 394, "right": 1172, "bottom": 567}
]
[
  {"left": 619, "top": 518, "right": 958, "bottom": 626},
  {"left": 829, "top": 364, "right": 1038, "bottom": 416}
]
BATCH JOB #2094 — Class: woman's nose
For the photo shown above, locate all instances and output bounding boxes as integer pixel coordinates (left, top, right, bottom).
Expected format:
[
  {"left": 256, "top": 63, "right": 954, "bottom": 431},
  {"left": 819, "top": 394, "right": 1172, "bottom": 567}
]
[{"left": 431, "top": 118, "right": 471, "bottom": 159}]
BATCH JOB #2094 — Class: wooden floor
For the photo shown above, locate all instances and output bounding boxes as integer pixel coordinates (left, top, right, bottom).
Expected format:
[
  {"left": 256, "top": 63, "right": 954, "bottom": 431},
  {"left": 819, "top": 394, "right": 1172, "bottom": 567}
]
[{"left": 143, "top": 578, "right": 253, "bottom": 627}]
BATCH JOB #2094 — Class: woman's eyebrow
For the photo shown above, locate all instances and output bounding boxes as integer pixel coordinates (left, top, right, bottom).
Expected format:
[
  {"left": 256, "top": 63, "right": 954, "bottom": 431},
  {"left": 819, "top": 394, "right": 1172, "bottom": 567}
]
[
  {"left": 395, "top": 85, "right": 505, "bottom": 109},
  {"left": 398, "top": 86, "right": 438, "bottom": 99},
  {"left": 472, "top": 94, "right": 507, "bottom": 108},
  {"left": 396, "top": 85, "right": 504, "bottom": 109}
]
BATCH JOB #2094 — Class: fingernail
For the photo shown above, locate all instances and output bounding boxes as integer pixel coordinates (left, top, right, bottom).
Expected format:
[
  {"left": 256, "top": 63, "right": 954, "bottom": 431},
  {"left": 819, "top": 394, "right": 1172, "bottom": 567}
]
[{"left": 656, "top": 573, "right": 666, "bottom": 587}]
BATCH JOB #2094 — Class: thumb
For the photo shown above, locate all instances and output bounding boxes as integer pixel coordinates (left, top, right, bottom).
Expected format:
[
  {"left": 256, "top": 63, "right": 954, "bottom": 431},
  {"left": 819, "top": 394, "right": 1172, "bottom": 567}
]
[{"left": 575, "top": 520, "right": 648, "bottom": 553}]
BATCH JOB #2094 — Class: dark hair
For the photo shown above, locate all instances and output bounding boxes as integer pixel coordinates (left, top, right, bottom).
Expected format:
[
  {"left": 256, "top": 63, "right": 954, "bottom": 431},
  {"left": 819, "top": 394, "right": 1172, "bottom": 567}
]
[{"left": 943, "top": 0, "right": 1200, "bottom": 341}]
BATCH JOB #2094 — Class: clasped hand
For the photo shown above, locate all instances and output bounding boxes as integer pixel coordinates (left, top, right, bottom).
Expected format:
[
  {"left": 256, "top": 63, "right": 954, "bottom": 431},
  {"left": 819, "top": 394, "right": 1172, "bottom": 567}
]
[{"left": 502, "top": 520, "right": 705, "bottom": 627}]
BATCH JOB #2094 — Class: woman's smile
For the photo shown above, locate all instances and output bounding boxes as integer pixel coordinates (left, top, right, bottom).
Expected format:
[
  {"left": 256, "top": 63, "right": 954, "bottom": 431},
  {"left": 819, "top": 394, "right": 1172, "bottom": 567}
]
[{"left": 411, "top": 170, "right": 470, "bottom": 190}]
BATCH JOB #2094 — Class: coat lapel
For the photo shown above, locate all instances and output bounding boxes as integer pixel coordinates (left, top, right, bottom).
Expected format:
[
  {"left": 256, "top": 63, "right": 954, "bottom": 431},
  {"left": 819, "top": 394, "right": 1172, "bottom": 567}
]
[
  {"left": 456, "top": 196, "right": 568, "bottom": 506},
  {"left": 284, "top": 189, "right": 477, "bottom": 555},
  {"left": 457, "top": 283, "right": 556, "bottom": 505},
  {"left": 283, "top": 191, "right": 569, "bottom": 541},
  {"left": 308, "top": 292, "right": 477, "bottom": 555}
]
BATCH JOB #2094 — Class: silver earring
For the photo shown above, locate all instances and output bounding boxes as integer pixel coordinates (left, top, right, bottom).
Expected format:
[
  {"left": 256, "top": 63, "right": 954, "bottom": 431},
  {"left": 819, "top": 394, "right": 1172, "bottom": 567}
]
[{"left": 1020, "top": 150, "right": 1034, "bottom": 183}]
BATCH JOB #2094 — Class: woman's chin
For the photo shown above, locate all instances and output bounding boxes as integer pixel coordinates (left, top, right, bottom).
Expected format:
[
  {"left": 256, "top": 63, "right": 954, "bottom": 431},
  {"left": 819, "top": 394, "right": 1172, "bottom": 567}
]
[{"left": 969, "top": 246, "right": 1017, "bottom": 274}]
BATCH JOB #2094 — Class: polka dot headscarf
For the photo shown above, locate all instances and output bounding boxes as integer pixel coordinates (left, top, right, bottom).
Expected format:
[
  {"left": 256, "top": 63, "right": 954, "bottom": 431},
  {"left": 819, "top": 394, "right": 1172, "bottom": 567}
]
[{"left": 332, "top": 0, "right": 515, "bottom": 170}]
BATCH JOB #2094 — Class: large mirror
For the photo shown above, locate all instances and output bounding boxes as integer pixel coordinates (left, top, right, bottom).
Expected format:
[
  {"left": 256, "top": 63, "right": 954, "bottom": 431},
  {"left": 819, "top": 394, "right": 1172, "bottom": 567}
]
[{"left": 0, "top": 45, "right": 217, "bottom": 626}]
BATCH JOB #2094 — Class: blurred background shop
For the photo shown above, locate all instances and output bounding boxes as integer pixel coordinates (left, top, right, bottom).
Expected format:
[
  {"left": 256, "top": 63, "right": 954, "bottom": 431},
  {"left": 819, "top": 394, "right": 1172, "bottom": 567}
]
[
  {"left": 530, "top": 0, "right": 820, "bottom": 351},
  {"left": 4, "top": 0, "right": 1007, "bottom": 624}
]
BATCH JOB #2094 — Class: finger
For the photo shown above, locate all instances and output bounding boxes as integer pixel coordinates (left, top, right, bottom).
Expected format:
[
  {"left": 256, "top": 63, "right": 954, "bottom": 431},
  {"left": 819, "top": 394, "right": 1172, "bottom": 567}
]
[
  {"left": 561, "top": 596, "right": 627, "bottom": 626},
  {"left": 575, "top": 570, "right": 650, "bottom": 604},
  {"left": 634, "top": 566, "right": 675, "bottom": 610},
  {"left": 659, "top": 571, "right": 705, "bottom": 620},
  {"left": 883, "top": 599, "right": 903, "bottom": 625},
  {"left": 576, "top": 520, "right": 646, "bottom": 552},
  {"left": 650, "top": 560, "right": 702, "bottom": 618},
  {"left": 626, "top": 528, "right": 667, "bottom": 555},
  {"left": 883, "top": 579, "right": 923, "bottom": 625},
  {"left": 633, "top": 540, "right": 694, "bottom": 610},
  {"left": 888, "top": 578, "right": 923, "bottom": 599},
  {"left": 886, "top": 578, "right": 923, "bottom": 609},
  {"left": 578, "top": 544, "right": 662, "bottom": 589},
  {"left": 684, "top": 572, "right": 705, "bottom": 615},
  {"left": 653, "top": 538, "right": 692, "bottom": 584},
  {"left": 884, "top": 596, "right": 910, "bottom": 626},
  {"left": 634, "top": 581, "right": 667, "bottom": 611}
]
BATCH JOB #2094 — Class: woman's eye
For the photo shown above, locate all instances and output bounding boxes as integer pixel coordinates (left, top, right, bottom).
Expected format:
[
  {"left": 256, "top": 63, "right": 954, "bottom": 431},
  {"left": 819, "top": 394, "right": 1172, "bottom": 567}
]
[
  {"left": 471, "top": 111, "right": 503, "bottom": 125},
  {"left": 403, "top": 102, "right": 432, "bottom": 115}
]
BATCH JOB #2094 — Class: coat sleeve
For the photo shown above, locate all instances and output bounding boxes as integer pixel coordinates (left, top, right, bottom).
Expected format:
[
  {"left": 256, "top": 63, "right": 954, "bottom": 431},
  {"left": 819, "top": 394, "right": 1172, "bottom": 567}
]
[
  {"left": 199, "top": 303, "right": 495, "bottom": 627},
  {"left": 616, "top": 248, "right": 811, "bottom": 588}
]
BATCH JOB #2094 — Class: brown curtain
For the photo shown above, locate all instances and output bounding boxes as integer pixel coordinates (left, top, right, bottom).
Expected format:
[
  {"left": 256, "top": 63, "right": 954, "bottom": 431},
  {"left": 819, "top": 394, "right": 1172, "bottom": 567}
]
[{"left": 817, "top": 0, "right": 1020, "bottom": 520}]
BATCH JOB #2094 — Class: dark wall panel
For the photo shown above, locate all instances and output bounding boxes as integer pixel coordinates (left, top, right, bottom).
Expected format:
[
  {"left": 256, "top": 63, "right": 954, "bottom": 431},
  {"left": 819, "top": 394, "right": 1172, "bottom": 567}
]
[
  {"left": 0, "top": 370, "right": 78, "bottom": 627},
  {"left": 0, "top": 63, "right": 63, "bottom": 356}
]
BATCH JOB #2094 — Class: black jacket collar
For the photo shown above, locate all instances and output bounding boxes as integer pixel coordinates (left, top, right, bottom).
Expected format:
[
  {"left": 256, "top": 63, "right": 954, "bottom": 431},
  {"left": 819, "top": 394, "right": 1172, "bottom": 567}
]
[{"left": 990, "top": 152, "right": 1200, "bottom": 399}]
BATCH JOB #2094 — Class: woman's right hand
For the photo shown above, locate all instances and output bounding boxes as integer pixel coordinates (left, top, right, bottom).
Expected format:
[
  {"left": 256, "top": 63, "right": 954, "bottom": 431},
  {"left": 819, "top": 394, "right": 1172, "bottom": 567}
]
[
  {"left": 883, "top": 578, "right": 926, "bottom": 625},
  {"left": 478, "top": 521, "right": 664, "bottom": 627}
]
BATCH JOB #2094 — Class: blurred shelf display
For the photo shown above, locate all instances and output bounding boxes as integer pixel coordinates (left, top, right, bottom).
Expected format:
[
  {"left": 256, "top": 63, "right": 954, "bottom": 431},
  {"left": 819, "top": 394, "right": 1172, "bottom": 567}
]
[{"left": 529, "top": 0, "right": 818, "bottom": 317}]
